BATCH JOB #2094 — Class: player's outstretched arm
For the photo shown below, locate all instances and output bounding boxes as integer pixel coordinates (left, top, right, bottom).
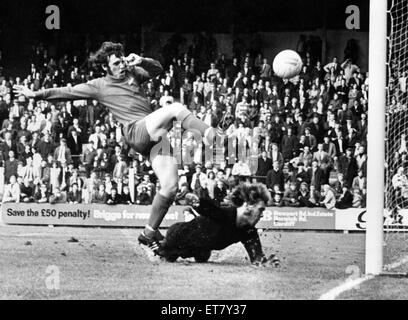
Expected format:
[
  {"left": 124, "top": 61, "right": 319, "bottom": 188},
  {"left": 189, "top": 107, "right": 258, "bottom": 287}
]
[
  {"left": 241, "top": 228, "right": 279, "bottom": 267},
  {"left": 241, "top": 228, "right": 266, "bottom": 264},
  {"left": 13, "top": 85, "right": 35, "bottom": 99},
  {"left": 13, "top": 80, "right": 100, "bottom": 102}
]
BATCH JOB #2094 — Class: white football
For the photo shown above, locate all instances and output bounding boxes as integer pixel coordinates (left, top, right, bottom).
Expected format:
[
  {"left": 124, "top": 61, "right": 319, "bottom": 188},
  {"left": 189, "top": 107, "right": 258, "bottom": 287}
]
[{"left": 273, "top": 50, "right": 303, "bottom": 79}]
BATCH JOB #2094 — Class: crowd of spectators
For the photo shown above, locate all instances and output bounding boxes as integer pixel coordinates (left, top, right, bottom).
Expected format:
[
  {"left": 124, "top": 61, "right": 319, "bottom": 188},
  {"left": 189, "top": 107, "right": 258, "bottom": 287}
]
[{"left": 0, "top": 37, "right": 375, "bottom": 210}]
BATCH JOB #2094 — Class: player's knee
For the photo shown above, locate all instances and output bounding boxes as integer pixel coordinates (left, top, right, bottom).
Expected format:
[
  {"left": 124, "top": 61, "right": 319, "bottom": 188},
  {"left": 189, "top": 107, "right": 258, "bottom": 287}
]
[
  {"left": 170, "top": 102, "right": 185, "bottom": 110},
  {"left": 167, "top": 102, "right": 186, "bottom": 115},
  {"left": 160, "top": 182, "right": 178, "bottom": 199}
]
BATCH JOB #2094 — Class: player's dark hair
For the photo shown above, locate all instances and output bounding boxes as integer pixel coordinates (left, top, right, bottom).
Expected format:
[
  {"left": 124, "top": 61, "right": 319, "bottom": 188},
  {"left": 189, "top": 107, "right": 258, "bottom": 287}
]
[
  {"left": 90, "top": 42, "right": 124, "bottom": 67},
  {"left": 230, "top": 183, "right": 271, "bottom": 207}
]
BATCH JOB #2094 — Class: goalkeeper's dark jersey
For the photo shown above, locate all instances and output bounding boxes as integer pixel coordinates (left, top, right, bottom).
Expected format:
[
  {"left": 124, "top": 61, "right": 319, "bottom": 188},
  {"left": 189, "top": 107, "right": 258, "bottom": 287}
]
[{"left": 160, "top": 198, "right": 265, "bottom": 262}]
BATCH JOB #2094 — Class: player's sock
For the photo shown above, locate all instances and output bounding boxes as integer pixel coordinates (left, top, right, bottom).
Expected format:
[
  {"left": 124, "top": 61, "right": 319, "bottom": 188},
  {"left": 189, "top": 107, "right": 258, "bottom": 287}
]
[
  {"left": 147, "top": 192, "right": 174, "bottom": 230},
  {"left": 142, "top": 225, "right": 157, "bottom": 239},
  {"left": 176, "top": 108, "right": 208, "bottom": 135}
]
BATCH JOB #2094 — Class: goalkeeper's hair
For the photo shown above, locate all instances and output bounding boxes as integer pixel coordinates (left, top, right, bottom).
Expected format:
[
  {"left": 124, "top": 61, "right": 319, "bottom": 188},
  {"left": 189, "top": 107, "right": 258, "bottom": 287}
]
[
  {"left": 90, "top": 42, "right": 124, "bottom": 67},
  {"left": 229, "top": 183, "right": 271, "bottom": 207}
]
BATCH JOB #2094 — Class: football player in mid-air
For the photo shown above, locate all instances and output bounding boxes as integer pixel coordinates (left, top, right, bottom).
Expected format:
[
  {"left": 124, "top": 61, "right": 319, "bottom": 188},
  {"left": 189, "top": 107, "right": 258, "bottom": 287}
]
[
  {"left": 14, "top": 41, "right": 219, "bottom": 252},
  {"left": 156, "top": 183, "right": 280, "bottom": 266}
]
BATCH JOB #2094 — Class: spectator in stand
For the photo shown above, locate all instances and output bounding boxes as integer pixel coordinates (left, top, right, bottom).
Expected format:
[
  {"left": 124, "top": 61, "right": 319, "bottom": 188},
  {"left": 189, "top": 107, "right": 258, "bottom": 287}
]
[
  {"left": 1, "top": 132, "right": 17, "bottom": 160},
  {"left": 2, "top": 175, "right": 20, "bottom": 203},
  {"left": 292, "top": 162, "right": 309, "bottom": 186},
  {"left": 322, "top": 136, "right": 337, "bottom": 159},
  {"left": 191, "top": 164, "right": 207, "bottom": 195},
  {"left": 304, "top": 127, "right": 317, "bottom": 152},
  {"left": 256, "top": 150, "right": 272, "bottom": 181},
  {"left": 298, "top": 146, "right": 313, "bottom": 169},
  {"left": 341, "top": 59, "right": 360, "bottom": 82},
  {"left": 32, "top": 147, "right": 42, "bottom": 173},
  {"left": 19, "top": 156, "right": 37, "bottom": 183},
  {"left": 206, "top": 62, "right": 219, "bottom": 80},
  {"left": 352, "top": 188, "right": 364, "bottom": 208},
  {"left": 320, "top": 184, "right": 336, "bottom": 210},
  {"left": 34, "top": 183, "right": 49, "bottom": 203},
  {"left": 313, "top": 143, "right": 331, "bottom": 184},
  {"left": 283, "top": 182, "right": 300, "bottom": 207},
  {"left": 137, "top": 173, "right": 155, "bottom": 199},
  {"left": 67, "top": 183, "right": 82, "bottom": 204},
  {"left": 235, "top": 96, "right": 249, "bottom": 119},
  {"left": 337, "top": 147, "right": 358, "bottom": 188},
  {"left": 112, "top": 154, "right": 128, "bottom": 184},
  {"left": 16, "top": 136, "right": 28, "bottom": 160},
  {"left": 58, "top": 160, "right": 71, "bottom": 192},
  {"left": 53, "top": 115, "right": 69, "bottom": 142},
  {"left": 214, "top": 180, "right": 227, "bottom": 204},
  {"left": 104, "top": 174, "right": 116, "bottom": 195},
  {"left": 333, "top": 129, "right": 347, "bottom": 156},
  {"left": 307, "top": 185, "right": 320, "bottom": 207},
  {"left": 335, "top": 185, "right": 353, "bottom": 209},
  {"left": 259, "top": 58, "right": 272, "bottom": 80},
  {"left": 308, "top": 160, "right": 324, "bottom": 192},
  {"left": 4, "top": 150, "right": 18, "bottom": 183},
  {"left": 68, "top": 169, "right": 84, "bottom": 190},
  {"left": 67, "top": 118, "right": 84, "bottom": 140},
  {"left": 205, "top": 171, "right": 217, "bottom": 199},
  {"left": 231, "top": 159, "right": 251, "bottom": 177},
  {"left": 298, "top": 182, "right": 310, "bottom": 207},
  {"left": 266, "top": 161, "right": 285, "bottom": 192},
  {"left": 88, "top": 125, "right": 105, "bottom": 150},
  {"left": 271, "top": 191, "right": 284, "bottom": 207},
  {"left": 49, "top": 161, "right": 60, "bottom": 192},
  {"left": 20, "top": 178, "right": 35, "bottom": 203},
  {"left": 37, "top": 133, "right": 54, "bottom": 160},
  {"left": 332, "top": 172, "right": 347, "bottom": 197},
  {"left": 281, "top": 128, "right": 298, "bottom": 162},
  {"left": 119, "top": 185, "right": 133, "bottom": 204},
  {"left": 269, "top": 143, "right": 284, "bottom": 169},
  {"left": 137, "top": 186, "right": 152, "bottom": 205},
  {"left": 352, "top": 169, "right": 367, "bottom": 196},
  {"left": 54, "top": 138, "right": 72, "bottom": 165},
  {"left": 38, "top": 159, "right": 51, "bottom": 184},
  {"left": 49, "top": 186, "right": 67, "bottom": 204},
  {"left": 92, "top": 184, "right": 108, "bottom": 204},
  {"left": 107, "top": 187, "right": 121, "bottom": 205},
  {"left": 355, "top": 145, "right": 367, "bottom": 174},
  {"left": 83, "top": 143, "right": 97, "bottom": 175},
  {"left": 67, "top": 129, "right": 82, "bottom": 168}
]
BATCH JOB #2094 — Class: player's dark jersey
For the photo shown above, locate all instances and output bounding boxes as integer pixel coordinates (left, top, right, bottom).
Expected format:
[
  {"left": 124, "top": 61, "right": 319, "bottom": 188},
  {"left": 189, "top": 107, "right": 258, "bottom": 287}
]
[
  {"left": 159, "top": 198, "right": 265, "bottom": 262},
  {"left": 34, "top": 58, "right": 163, "bottom": 125}
]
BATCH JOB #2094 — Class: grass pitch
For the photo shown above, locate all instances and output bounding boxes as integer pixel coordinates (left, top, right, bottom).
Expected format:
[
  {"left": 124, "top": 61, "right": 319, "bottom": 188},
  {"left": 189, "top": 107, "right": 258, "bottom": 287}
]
[{"left": 1, "top": 224, "right": 408, "bottom": 299}]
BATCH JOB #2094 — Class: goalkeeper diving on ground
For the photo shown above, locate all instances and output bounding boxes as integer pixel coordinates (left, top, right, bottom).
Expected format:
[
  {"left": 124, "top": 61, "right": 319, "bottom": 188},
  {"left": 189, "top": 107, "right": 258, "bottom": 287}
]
[{"left": 153, "top": 183, "right": 280, "bottom": 266}]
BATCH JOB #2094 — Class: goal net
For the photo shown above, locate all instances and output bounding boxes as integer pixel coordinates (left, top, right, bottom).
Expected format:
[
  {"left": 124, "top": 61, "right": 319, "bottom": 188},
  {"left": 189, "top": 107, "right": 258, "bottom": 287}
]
[{"left": 383, "top": 0, "right": 408, "bottom": 272}]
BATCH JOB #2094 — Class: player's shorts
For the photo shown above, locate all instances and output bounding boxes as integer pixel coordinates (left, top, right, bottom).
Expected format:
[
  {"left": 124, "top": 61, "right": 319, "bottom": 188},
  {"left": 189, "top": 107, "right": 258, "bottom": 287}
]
[
  {"left": 123, "top": 119, "right": 157, "bottom": 157},
  {"left": 123, "top": 119, "right": 173, "bottom": 158}
]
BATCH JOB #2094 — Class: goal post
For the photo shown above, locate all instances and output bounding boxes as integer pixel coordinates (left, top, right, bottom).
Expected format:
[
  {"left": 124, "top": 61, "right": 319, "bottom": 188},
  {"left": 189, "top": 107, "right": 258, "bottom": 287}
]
[{"left": 365, "top": 0, "right": 387, "bottom": 275}]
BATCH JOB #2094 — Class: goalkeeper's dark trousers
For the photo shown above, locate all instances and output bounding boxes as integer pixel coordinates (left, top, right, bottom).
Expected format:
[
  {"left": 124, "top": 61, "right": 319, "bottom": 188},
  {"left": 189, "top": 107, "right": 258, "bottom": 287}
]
[{"left": 158, "top": 222, "right": 210, "bottom": 260}]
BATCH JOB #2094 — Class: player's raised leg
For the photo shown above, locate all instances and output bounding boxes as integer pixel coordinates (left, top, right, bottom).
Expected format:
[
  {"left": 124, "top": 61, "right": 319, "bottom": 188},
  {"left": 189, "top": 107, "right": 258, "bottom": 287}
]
[{"left": 144, "top": 102, "right": 216, "bottom": 144}]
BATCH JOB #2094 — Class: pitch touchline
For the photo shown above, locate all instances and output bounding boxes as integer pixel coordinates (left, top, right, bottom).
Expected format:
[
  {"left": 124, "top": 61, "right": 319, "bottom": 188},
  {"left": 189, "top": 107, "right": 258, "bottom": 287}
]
[{"left": 318, "top": 255, "right": 408, "bottom": 300}]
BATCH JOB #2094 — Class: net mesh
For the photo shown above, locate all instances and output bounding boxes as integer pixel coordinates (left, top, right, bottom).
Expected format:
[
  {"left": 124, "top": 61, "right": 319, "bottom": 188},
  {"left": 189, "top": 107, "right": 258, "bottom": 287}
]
[{"left": 384, "top": 0, "right": 408, "bottom": 271}]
